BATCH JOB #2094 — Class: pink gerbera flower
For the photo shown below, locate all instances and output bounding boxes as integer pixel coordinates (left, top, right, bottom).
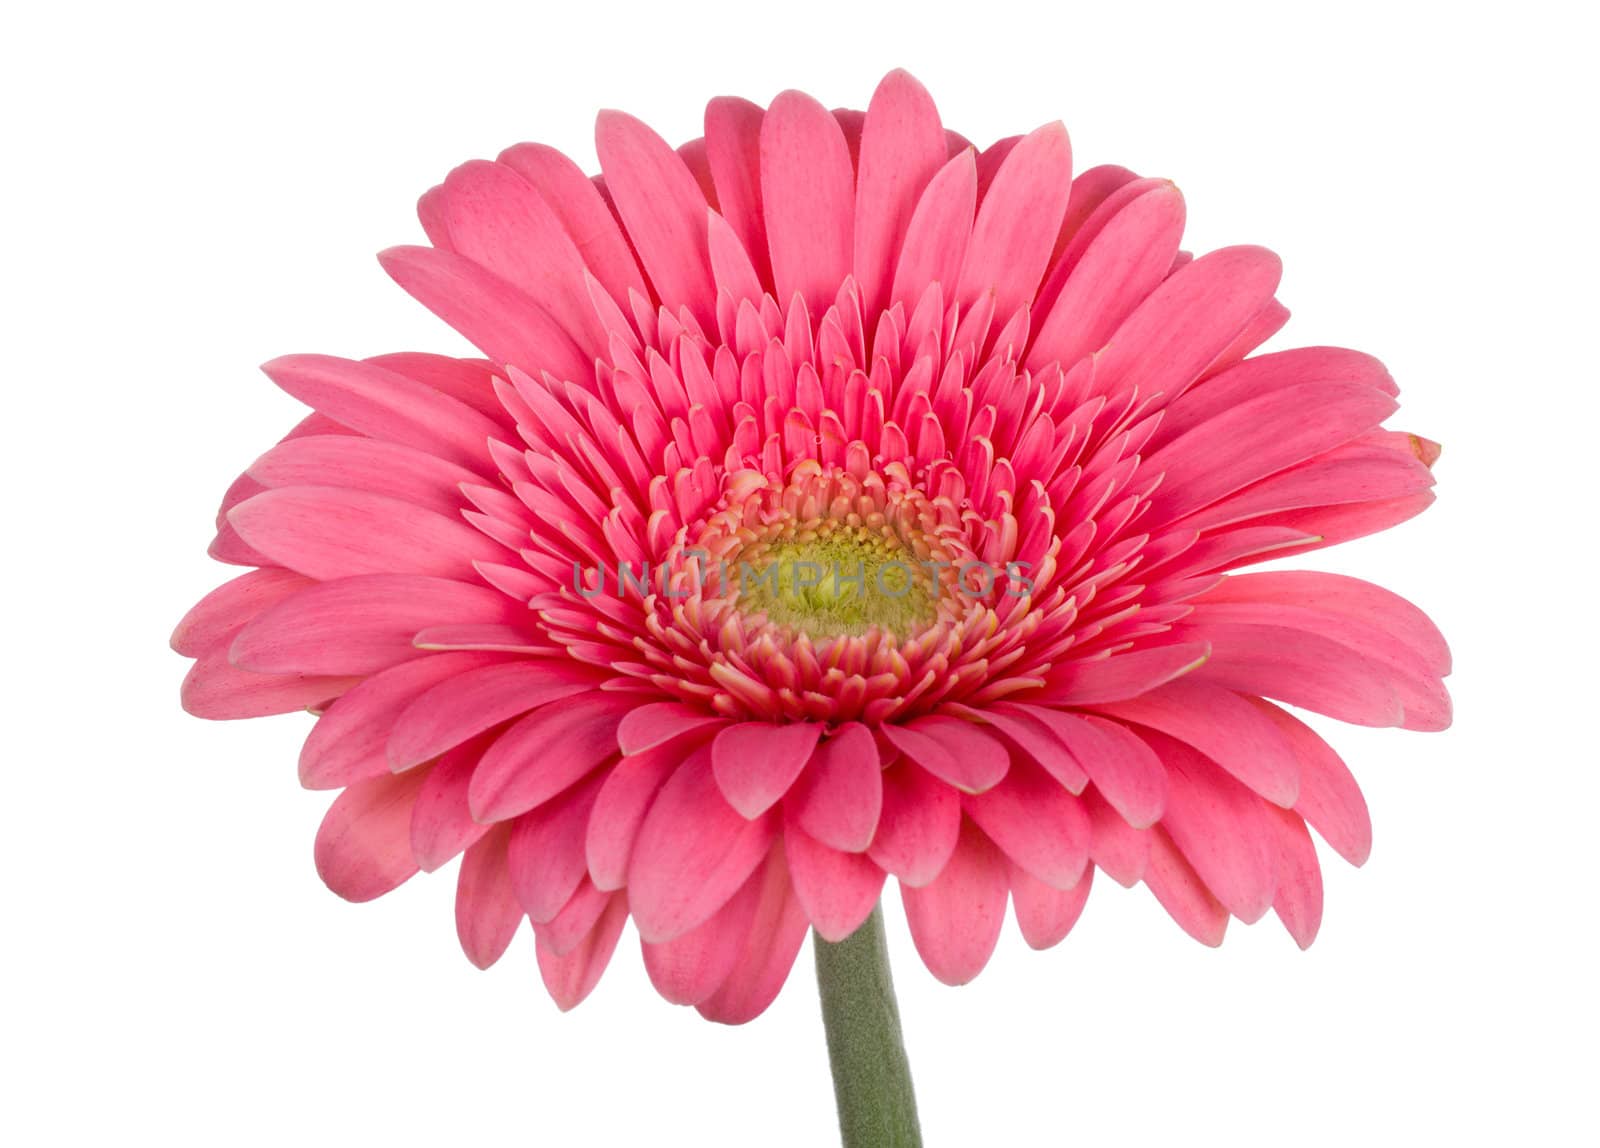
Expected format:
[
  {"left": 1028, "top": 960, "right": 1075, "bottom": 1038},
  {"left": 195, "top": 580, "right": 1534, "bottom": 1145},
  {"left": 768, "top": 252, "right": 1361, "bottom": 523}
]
[{"left": 176, "top": 68, "right": 1449, "bottom": 1043}]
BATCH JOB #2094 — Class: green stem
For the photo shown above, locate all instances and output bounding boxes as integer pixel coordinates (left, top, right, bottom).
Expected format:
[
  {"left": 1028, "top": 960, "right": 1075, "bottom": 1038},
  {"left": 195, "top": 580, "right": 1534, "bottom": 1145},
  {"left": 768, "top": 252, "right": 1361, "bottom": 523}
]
[{"left": 813, "top": 903, "right": 923, "bottom": 1148}]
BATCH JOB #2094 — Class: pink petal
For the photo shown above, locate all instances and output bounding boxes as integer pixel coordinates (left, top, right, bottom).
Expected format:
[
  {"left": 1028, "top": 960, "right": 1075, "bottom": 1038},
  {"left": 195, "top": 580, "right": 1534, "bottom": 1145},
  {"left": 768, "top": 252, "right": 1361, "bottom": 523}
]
[
  {"left": 785, "top": 722, "right": 882, "bottom": 853},
  {"left": 455, "top": 825, "right": 523, "bottom": 969},
  {"left": 172, "top": 568, "right": 315, "bottom": 657},
  {"left": 703, "top": 96, "right": 770, "bottom": 288},
  {"left": 1266, "top": 805, "right": 1324, "bottom": 949},
  {"left": 1092, "top": 679, "right": 1301, "bottom": 807},
  {"left": 180, "top": 650, "right": 357, "bottom": 720},
  {"left": 299, "top": 651, "right": 504, "bottom": 790},
  {"left": 586, "top": 740, "right": 703, "bottom": 891},
  {"left": 386, "top": 660, "right": 601, "bottom": 770},
  {"left": 1035, "top": 641, "right": 1211, "bottom": 706},
  {"left": 867, "top": 760, "right": 961, "bottom": 887},
  {"left": 783, "top": 817, "right": 886, "bottom": 942},
  {"left": 954, "top": 702, "right": 1089, "bottom": 795},
  {"left": 313, "top": 769, "right": 430, "bottom": 902},
  {"left": 506, "top": 774, "right": 603, "bottom": 923},
  {"left": 594, "top": 110, "right": 716, "bottom": 331},
  {"left": 1009, "top": 860, "right": 1093, "bottom": 950},
  {"left": 1148, "top": 731, "right": 1277, "bottom": 923},
  {"left": 889, "top": 149, "right": 977, "bottom": 313},
  {"left": 469, "top": 693, "right": 632, "bottom": 823},
  {"left": 1094, "top": 245, "right": 1282, "bottom": 403},
  {"left": 1144, "top": 827, "right": 1229, "bottom": 947},
  {"left": 963, "top": 760, "right": 1090, "bottom": 890},
  {"left": 711, "top": 721, "right": 824, "bottom": 818},
  {"left": 259, "top": 354, "right": 503, "bottom": 474},
  {"left": 1084, "top": 788, "right": 1151, "bottom": 886},
  {"left": 1029, "top": 180, "right": 1185, "bottom": 370},
  {"left": 496, "top": 141, "right": 648, "bottom": 307},
  {"left": 881, "top": 716, "right": 1009, "bottom": 794},
  {"left": 1248, "top": 698, "right": 1372, "bottom": 866},
  {"left": 956, "top": 122, "right": 1073, "bottom": 319},
  {"left": 617, "top": 701, "right": 727, "bottom": 755},
  {"left": 760, "top": 89, "right": 855, "bottom": 318},
  {"left": 534, "top": 878, "right": 613, "bottom": 957},
  {"left": 436, "top": 159, "right": 608, "bottom": 355},
  {"left": 229, "top": 574, "right": 517, "bottom": 676},
  {"left": 1172, "top": 620, "right": 1406, "bottom": 728},
  {"left": 901, "top": 818, "right": 1009, "bottom": 985},
  {"left": 409, "top": 735, "right": 495, "bottom": 871},
  {"left": 377, "top": 246, "right": 590, "bottom": 383},
  {"left": 627, "top": 746, "right": 778, "bottom": 943},
  {"left": 1144, "top": 382, "right": 1399, "bottom": 524},
  {"left": 852, "top": 69, "right": 946, "bottom": 317},
  {"left": 247, "top": 434, "right": 479, "bottom": 517},
  {"left": 228, "top": 486, "right": 505, "bottom": 582},
  {"left": 641, "top": 859, "right": 765, "bottom": 1005},
  {"left": 696, "top": 845, "right": 811, "bottom": 1024},
  {"left": 536, "top": 891, "right": 628, "bottom": 1011}
]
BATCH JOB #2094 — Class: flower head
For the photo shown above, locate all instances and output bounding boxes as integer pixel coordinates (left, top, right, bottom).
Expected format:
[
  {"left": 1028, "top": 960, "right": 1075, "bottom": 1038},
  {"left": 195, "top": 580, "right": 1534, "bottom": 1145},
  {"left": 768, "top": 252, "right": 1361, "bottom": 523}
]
[{"left": 176, "top": 70, "right": 1449, "bottom": 1022}]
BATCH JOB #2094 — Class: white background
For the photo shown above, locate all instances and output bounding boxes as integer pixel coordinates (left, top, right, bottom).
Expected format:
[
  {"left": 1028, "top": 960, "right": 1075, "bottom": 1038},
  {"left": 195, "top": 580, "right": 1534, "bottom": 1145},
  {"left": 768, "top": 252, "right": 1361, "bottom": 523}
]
[{"left": 4, "top": 1, "right": 1594, "bottom": 1144}]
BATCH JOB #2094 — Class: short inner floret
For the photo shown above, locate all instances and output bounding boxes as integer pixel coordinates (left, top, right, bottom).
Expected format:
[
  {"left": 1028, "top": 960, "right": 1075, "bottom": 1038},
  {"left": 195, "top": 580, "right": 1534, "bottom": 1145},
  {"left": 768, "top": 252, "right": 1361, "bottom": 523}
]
[{"left": 732, "top": 526, "right": 939, "bottom": 639}]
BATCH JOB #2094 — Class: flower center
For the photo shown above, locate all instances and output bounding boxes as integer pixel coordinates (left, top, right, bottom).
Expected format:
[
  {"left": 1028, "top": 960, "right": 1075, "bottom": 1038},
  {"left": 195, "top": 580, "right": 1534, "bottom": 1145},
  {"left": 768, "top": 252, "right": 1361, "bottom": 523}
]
[
  {"left": 667, "top": 461, "right": 976, "bottom": 643},
  {"left": 733, "top": 528, "right": 939, "bottom": 639}
]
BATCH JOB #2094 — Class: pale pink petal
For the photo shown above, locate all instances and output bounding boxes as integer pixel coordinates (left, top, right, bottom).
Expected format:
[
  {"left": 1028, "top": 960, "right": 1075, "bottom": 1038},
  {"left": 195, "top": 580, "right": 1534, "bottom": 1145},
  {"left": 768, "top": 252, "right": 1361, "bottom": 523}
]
[
  {"left": 617, "top": 701, "right": 727, "bottom": 755},
  {"left": 586, "top": 740, "right": 702, "bottom": 891}
]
